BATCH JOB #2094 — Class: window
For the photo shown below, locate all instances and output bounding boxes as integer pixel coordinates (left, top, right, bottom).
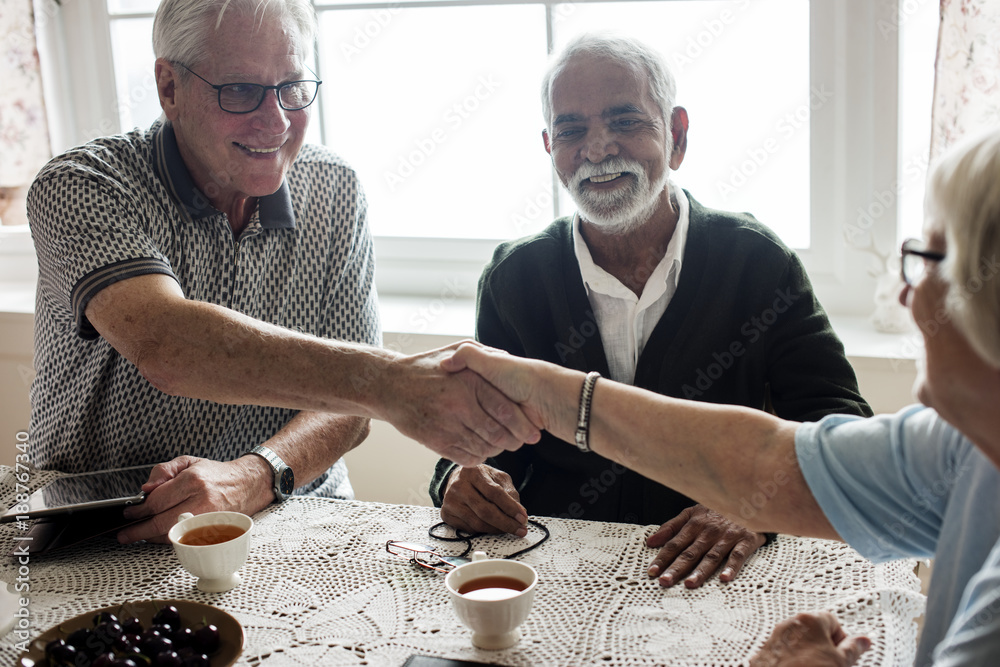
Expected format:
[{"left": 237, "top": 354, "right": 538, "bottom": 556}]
[{"left": 35, "top": 0, "right": 934, "bottom": 316}]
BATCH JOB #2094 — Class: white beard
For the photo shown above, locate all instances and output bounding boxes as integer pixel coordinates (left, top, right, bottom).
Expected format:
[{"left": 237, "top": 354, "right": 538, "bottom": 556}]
[{"left": 567, "top": 157, "right": 670, "bottom": 235}]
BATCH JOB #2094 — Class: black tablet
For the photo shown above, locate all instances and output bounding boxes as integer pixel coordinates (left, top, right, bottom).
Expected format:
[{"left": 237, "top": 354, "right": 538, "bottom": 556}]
[{"left": 1, "top": 465, "right": 154, "bottom": 523}]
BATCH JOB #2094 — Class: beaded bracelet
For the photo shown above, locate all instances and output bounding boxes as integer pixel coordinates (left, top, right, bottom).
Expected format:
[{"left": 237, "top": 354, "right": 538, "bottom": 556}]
[{"left": 574, "top": 371, "right": 601, "bottom": 452}]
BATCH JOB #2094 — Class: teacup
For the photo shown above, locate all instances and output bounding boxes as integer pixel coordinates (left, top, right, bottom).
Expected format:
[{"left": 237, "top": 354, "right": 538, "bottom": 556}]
[
  {"left": 168, "top": 511, "right": 254, "bottom": 592},
  {"left": 445, "top": 552, "right": 537, "bottom": 650}
]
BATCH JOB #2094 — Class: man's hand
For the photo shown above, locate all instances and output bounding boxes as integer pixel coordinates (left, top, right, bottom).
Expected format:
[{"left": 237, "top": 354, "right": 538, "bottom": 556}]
[
  {"left": 440, "top": 465, "right": 528, "bottom": 537},
  {"left": 750, "top": 612, "right": 871, "bottom": 666},
  {"left": 646, "top": 504, "right": 766, "bottom": 588},
  {"left": 385, "top": 343, "right": 541, "bottom": 467},
  {"left": 117, "top": 456, "right": 272, "bottom": 544}
]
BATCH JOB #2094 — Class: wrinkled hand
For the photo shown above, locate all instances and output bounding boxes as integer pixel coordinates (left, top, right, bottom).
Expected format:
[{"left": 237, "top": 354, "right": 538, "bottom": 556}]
[
  {"left": 117, "top": 456, "right": 270, "bottom": 544},
  {"left": 646, "top": 504, "right": 766, "bottom": 588},
  {"left": 750, "top": 612, "right": 871, "bottom": 666},
  {"left": 388, "top": 343, "right": 541, "bottom": 467},
  {"left": 440, "top": 465, "right": 528, "bottom": 537}
]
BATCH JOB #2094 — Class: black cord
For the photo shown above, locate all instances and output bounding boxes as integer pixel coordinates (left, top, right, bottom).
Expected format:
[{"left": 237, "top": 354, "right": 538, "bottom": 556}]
[{"left": 428, "top": 519, "right": 550, "bottom": 560}]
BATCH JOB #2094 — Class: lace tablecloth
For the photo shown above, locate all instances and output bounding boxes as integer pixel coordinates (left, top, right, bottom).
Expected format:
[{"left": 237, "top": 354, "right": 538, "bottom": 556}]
[{"left": 0, "top": 469, "right": 925, "bottom": 666}]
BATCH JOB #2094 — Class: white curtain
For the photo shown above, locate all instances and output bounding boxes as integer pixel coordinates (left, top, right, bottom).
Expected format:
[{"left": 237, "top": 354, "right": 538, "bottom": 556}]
[{"left": 931, "top": 0, "right": 1000, "bottom": 160}]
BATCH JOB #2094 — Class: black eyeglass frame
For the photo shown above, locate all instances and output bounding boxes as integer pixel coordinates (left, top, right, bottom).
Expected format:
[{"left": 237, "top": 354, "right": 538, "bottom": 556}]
[
  {"left": 900, "top": 238, "right": 946, "bottom": 286},
  {"left": 177, "top": 63, "right": 322, "bottom": 114},
  {"left": 385, "top": 519, "right": 551, "bottom": 574}
]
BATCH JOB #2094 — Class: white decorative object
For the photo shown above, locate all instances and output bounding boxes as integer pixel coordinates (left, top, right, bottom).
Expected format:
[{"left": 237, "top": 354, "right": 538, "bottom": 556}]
[
  {"left": 871, "top": 257, "right": 913, "bottom": 334},
  {"left": 845, "top": 227, "right": 913, "bottom": 334}
]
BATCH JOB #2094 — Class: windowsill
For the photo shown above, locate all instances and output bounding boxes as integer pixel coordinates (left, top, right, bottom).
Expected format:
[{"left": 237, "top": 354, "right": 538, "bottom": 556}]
[
  {"left": 0, "top": 283, "right": 34, "bottom": 316},
  {"left": 828, "top": 315, "right": 921, "bottom": 363},
  {"left": 0, "top": 288, "right": 922, "bottom": 364},
  {"left": 378, "top": 295, "right": 477, "bottom": 339},
  {"left": 377, "top": 295, "right": 923, "bottom": 364}
]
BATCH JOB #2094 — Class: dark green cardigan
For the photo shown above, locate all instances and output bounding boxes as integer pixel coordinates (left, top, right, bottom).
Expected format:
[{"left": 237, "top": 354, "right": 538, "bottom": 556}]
[{"left": 430, "top": 193, "right": 872, "bottom": 524}]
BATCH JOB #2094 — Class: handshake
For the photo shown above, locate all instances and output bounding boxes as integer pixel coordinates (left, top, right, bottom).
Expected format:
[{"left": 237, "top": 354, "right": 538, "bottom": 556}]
[{"left": 376, "top": 340, "right": 555, "bottom": 468}]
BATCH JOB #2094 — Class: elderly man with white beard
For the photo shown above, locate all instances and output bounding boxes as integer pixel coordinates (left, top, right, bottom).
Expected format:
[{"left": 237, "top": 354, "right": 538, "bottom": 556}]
[{"left": 429, "top": 33, "right": 871, "bottom": 589}]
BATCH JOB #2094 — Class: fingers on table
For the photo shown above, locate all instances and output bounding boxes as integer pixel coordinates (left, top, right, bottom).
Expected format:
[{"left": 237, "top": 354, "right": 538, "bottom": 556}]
[{"left": 441, "top": 467, "right": 527, "bottom": 536}]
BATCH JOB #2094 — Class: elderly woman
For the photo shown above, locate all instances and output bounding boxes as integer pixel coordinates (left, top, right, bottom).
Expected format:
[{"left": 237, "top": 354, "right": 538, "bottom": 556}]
[{"left": 443, "top": 127, "right": 1000, "bottom": 667}]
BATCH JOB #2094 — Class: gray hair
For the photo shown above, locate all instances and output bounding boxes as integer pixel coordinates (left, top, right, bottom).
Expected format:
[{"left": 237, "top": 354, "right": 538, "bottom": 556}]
[
  {"left": 927, "top": 128, "right": 1000, "bottom": 368},
  {"left": 153, "top": 0, "right": 317, "bottom": 70},
  {"left": 540, "top": 33, "right": 677, "bottom": 130}
]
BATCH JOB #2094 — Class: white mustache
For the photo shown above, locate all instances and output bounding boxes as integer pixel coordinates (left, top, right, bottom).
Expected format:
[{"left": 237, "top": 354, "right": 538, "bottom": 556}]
[{"left": 572, "top": 158, "right": 644, "bottom": 186}]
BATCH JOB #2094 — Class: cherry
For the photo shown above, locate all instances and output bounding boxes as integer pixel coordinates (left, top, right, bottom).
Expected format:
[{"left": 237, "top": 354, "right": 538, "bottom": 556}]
[
  {"left": 192, "top": 623, "right": 220, "bottom": 654},
  {"left": 153, "top": 604, "right": 183, "bottom": 632}
]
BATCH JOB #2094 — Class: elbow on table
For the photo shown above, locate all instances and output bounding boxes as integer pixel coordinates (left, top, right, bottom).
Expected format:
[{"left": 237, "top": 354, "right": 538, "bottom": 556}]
[{"left": 132, "top": 341, "right": 192, "bottom": 397}]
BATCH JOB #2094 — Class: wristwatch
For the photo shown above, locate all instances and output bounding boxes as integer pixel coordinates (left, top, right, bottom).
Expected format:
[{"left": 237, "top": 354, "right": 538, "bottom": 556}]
[{"left": 247, "top": 444, "right": 294, "bottom": 502}]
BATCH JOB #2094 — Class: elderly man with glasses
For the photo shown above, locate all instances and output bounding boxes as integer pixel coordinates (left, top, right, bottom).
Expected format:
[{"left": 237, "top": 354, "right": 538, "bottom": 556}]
[{"left": 25, "top": 0, "right": 539, "bottom": 544}]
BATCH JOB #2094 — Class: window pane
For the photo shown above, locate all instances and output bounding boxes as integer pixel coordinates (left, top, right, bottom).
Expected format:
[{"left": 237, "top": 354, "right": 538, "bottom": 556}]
[
  {"left": 109, "top": 17, "right": 160, "bottom": 132},
  {"left": 318, "top": 5, "right": 551, "bottom": 240},
  {"left": 553, "top": 0, "right": 810, "bottom": 248},
  {"left": 898, "top": 0, "right": 937, "bottom": 243},
  {"left": 107, "top": 0, "right": 159, "bottom": 14}
]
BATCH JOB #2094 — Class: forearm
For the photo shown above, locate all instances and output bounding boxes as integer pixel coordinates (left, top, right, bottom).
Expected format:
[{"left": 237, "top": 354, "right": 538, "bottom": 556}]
[
  {"left": 90, "top": 275, "right": 540, "bottom": 467},
  {"left": 88, "top": 276, "right": 397, "bottom": 418},
  {"left": 534, "top": 366, "right": 835, "bottom": 537},
  {"left": 257, "top": 410, "right": 370, "bottom": 492}
]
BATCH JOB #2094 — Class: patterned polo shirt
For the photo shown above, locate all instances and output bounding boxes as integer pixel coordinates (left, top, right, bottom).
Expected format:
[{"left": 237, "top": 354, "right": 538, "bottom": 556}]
[{"left": 26, "top": 121, "right": 381, "bottom": 499}]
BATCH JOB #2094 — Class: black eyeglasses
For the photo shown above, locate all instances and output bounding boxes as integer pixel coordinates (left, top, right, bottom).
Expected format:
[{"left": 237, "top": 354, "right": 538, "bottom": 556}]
[
  {"left": 386, "top": 520, "right": 551, "bottom": 574},
  {"left": 900, "top": 238, "right": 946, "bottom": 285},
  {"left": 178, "top": 64, "right": 321, "bottom": 114}
]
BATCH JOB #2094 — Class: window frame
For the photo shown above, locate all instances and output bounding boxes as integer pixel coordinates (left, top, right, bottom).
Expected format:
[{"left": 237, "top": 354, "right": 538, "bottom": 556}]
[{"left": 28, "top": 0, "right": 904, "bottom": 316}]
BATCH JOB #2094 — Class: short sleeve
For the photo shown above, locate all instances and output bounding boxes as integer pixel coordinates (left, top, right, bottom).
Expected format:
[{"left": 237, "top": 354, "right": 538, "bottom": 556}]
[
  {"left": 28, "top": 140, "right": 177, "bottom": 338},
  {"left": 795, "top": 405, "right": 971, "bottom": 562}
]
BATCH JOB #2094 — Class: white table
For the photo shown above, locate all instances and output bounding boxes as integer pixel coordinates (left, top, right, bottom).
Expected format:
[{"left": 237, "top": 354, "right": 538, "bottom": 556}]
[{"left": 0, "top": 469, "right": 924, "bottom": 666}]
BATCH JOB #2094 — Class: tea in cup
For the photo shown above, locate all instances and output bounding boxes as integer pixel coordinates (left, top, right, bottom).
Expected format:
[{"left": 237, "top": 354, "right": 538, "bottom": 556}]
[
  {"left": 168, "top": 511, "right": 253, "bottom": 592},
  {"left": 445, "top": 552, "right": 537, "bottom": 649}
]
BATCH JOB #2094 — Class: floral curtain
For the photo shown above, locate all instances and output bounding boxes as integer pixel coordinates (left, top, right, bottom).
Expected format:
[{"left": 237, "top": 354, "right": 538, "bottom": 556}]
[
  {"left": 0, "top": 0, "right": 51, "bottom": 225},
  {"left": 931, "top": 0, "right": 1000, "bottom": 160}
]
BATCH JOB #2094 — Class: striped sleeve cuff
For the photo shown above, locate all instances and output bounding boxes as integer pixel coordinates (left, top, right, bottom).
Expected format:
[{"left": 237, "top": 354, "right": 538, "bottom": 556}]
[{"left": 71, "top": 257, "right": 178, "bottom": 340}]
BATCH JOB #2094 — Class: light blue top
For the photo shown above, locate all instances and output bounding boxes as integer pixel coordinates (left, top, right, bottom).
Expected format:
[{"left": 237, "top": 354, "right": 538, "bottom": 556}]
[{"left": 796, "top": 405, "right": 1000, "bottom": 666}]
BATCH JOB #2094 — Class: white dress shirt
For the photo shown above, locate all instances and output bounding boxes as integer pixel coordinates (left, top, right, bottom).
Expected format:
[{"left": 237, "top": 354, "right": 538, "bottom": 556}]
[{"left": 573, "top": 181, "right": 690, "bottom": 385}]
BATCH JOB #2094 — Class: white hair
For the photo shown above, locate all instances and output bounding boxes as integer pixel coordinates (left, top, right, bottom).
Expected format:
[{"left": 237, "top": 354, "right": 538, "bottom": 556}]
[
  {"left": 540, "top": 32, "right": 677, "bottom": 130},
  {"left": 927, "top": 129, "right": 1000, "bottom": 368},
  {"left": 152, "top": 0, "right": 317, "bottom": 70}
]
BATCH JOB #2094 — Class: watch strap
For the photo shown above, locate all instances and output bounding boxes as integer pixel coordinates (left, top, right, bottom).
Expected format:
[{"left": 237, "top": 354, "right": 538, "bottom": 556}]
[{"left": 247, "top": 444, "right": 292, "bottom": 502}]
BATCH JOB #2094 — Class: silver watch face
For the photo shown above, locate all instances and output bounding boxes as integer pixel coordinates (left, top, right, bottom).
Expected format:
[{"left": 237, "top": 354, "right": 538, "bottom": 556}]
[{"left": 276, "top": 467, "right": 295, "bottom": 498}]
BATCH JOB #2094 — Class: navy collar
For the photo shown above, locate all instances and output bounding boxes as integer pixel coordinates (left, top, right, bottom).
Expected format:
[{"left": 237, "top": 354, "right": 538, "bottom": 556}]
[{"left": 151, "top": 121, "right": 295, "bottom": 229}]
